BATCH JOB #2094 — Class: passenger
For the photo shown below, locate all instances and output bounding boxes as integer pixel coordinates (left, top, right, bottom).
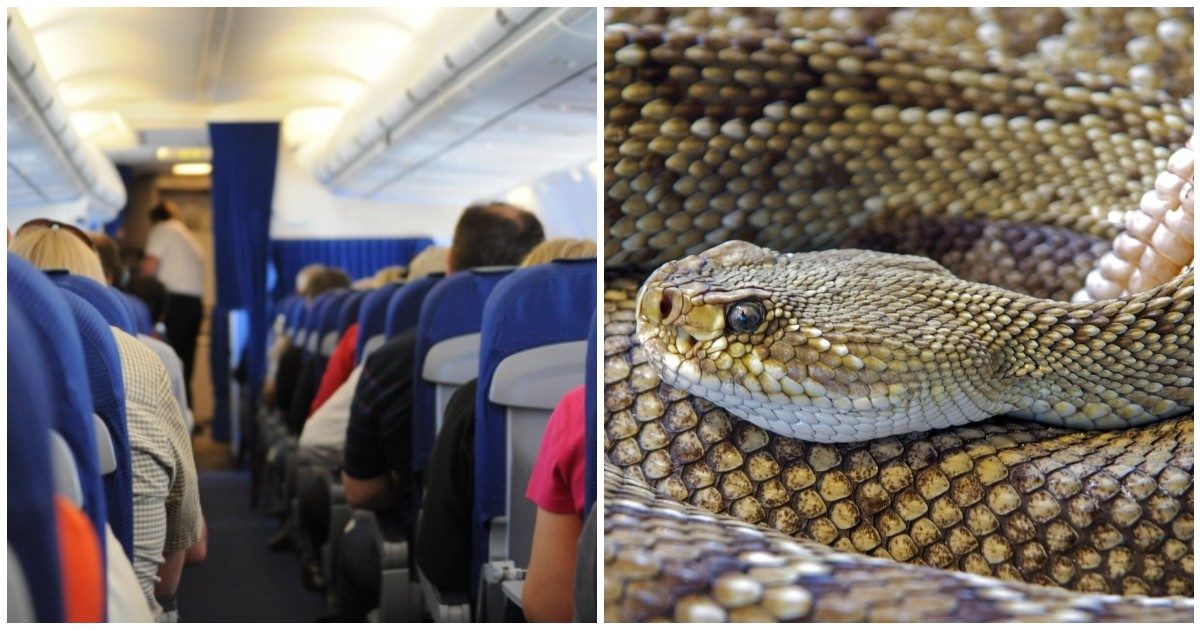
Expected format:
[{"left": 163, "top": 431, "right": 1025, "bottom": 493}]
[
  {"left": 140, "top": 200, "right": 206, "bottom": 407},
  {"left": 9, "top": 219, "right": 107, "bottom": 283},
  {"left": 96, "top": 234, "right": 194, "bottom": 434},
  {"left": 284, "top": 266, "right": 352, "bottom": 433},
  {"left": 263, "top": 263, "right": 326, "bottom": 410},
  {"left": 522, "top": 385, "right": 587, "bottom": 622},
  {"left": 299, "top": 251, "right": 447, "bottom": 469},
  {"left": 12, "top": 221, "right": 205, "bottom": 620},
  {"left": 331, "top": 204, "right": 544, "bottom": 621},
  {"left": 415, "top": 238, "right": 596, "bottom": 607},
  {"left": 88, "top": 231, "right": 129, "bottom": 289},
  {"left": 263, "top": 267, "right": 352, "bottom": 552}
]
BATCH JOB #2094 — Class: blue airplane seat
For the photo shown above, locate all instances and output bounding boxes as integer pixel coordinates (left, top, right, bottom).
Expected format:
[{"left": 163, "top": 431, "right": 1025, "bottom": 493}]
[
  {"left": 471, "top": 258, "right": 596, "bottom": 601},
  {"left": 584, "top": 311, "right": 597, "bottom": 513},
  {"left": 317, "top": 290, "right": 354, "bottom": 358},
  {"left": 283, "top": 296, "right": 305, "bottom": 337},
  {"left": 411, "top": 269, "right": 514, "bottom": 477},
  {"left": 7, "top": 256, "right": 108, "bottom": 563},
  {"left": 356, "top": 284, "right": 403, "bottom": 363},
  {"left": 302, "top": 292, "right": 338, "bottom": 356},
  {"left": 338, "top": 290, "right": 367, "bottom": 333},
  {"left": 115, "top": 290, "right": 151, "bottom": 335},
  {"left": 57, "top": 290, "right": 135, "bottom": 560},
  {"left": 7, "top": 305, "right": 66, "bottom": 622},
  {"left": 51, "top": 273, "right": 136, "bottom": 333},
  {"left": 384, "top": 273, "right": 442, "bottom": 340}
]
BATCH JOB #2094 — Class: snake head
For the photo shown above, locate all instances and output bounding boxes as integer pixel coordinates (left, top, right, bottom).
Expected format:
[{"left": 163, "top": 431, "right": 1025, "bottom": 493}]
[{"left": 635, "top": 241, "right": 1016, "bottom": 442}]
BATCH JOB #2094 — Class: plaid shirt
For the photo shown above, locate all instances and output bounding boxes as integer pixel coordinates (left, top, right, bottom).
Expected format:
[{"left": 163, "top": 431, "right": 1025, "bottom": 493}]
[{"left": 113, "top": 328, "right": 203, "bottom": 613}]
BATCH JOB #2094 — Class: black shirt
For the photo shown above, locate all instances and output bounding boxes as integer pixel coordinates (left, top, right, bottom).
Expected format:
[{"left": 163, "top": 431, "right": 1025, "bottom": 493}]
[
  {"left": 342, "top": 329, "right": 419, "bottom": 531},
  {"left": 415, "top": 378, "right": 478, "bottom": 595}
]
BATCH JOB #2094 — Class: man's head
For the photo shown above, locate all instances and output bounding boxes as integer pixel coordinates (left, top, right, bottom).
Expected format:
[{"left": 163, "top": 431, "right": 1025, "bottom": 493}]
[
  {"left": 448, "top": 202, "right": 544, "bottom": 273},
  {"left": 88, "top": 232, "right": 126, "bottom": 287},
  {"left": 127, "top": 275, "right": 168, "bottom": 323},
  {"left": 148, "top": 200, "right": 178, "bottom": 223}
]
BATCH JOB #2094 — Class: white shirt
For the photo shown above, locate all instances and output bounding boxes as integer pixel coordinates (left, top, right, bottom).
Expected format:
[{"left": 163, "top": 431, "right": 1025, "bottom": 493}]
[
  {"left": 145, "top": 219, "right": 204, "bottom": 297},
  {"left": 298, "top": 365, "right": 362, "bottom": 468}
]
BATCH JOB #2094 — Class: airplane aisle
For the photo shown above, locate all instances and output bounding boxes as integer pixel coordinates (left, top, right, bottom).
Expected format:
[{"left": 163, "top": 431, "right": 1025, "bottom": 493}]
[{"left": 178, "top": 470, "right": 327, "bottom": 623}]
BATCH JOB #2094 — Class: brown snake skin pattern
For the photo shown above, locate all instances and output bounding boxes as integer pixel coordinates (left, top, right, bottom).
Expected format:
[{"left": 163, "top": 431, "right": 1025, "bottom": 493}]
[{"left": 601, "top": 8, "right": 1194, "bottom": 623}]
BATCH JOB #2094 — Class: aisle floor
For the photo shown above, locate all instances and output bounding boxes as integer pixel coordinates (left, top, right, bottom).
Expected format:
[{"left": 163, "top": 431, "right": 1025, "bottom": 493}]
[{"left": 178, "top": 470, "right": 328, "bottom": 623}]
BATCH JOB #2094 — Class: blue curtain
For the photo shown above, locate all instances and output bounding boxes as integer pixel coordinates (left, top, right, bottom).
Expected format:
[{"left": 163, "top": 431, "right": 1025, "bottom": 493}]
[
  {"left": 269, "top": 238, "right": 434, "bottom": 302},
  {"left": 208, "top": 122, "right": 279, "bottom": 442}
]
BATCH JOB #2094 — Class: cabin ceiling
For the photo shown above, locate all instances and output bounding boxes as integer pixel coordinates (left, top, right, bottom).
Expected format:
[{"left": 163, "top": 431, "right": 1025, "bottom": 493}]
[
  {"left": 11, "top": 7, "right": 597, "bottom": 216},
  {"left": 16, "top": 7, "right": 443, "bottom": 169}
]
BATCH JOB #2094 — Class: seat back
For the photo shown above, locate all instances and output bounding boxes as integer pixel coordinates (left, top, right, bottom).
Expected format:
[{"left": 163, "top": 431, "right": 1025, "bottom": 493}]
[
  {"left": 56, "top": 290, "right": 135, "bottom": 559},
  {"left": 52, "top": 273, "right": 135, "bottom": 333},
  {"left": 411, "top": 269, "right": 514, "bottom": 476},
  {"left": 293, "top": 300, "right": 315, "bottom": 348},
  {"left": 472, "top": 258, "right": 596, "bottom": 582},
  {"left": 7, "top": 304, "right": 65, "bottom": 622},
  {"left": 118, "top": 291, "right": 153, "bottom": 335},
  {"left": 584, "top": 312, "right": 597, "bottom": 513},
  {"left": 284, "top": 296, "right": 306, "bottom": 338},
  {"left": 338, "top": 290, "right": 367, "bottom": 334},
  {"left": 384, "top": 273, "right": 441, "bottom": 339},
  {"left": 303, "top": 293, "right": 337, "bottom": 355},
  {"left": 316, "top": 290, "right": 352, "bottom": 357},
  {"left": 355, "top": 283, "right": 402, "bottom": 363},
  {"left": 8, "top": 257, "right": 108, "bottom": 550}
]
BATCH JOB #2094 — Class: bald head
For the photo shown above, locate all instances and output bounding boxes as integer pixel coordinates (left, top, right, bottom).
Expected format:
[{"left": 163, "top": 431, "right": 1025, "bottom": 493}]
[{"left": 449, "top": 202, "right": 545, "bottom": 272}]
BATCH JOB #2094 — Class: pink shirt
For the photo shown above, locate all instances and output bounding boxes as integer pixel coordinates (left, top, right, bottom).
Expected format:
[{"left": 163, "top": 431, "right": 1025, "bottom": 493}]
[{"left": 525, "top": 385, "right": 586, "bottom": 516}]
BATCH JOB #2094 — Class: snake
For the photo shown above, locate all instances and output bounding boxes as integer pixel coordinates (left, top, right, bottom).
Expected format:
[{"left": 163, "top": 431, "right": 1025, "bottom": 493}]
[{"left": 601, "top": 8, "right": 1194, "bottom": 622}]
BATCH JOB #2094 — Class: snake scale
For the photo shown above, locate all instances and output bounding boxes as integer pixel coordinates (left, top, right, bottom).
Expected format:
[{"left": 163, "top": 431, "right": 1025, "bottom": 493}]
[{"left": 601, "top": 8, "right": 1194, "bottom": 622}]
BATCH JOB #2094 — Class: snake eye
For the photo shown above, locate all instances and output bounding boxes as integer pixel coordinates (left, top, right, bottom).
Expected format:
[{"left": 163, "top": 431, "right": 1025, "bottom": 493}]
[{"left": 726, "top": 301, "right": 765, "bottom": 334}]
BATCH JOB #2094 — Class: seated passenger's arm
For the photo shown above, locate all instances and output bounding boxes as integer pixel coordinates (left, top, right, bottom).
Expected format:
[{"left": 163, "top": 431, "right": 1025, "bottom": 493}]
[
  {"left": 184, "top": 521, "right": 208, "bottom": 564},
  {"left": 522, "top": 509, "right": 584, "bottom": 622},
  {"left": 139, "top": 255, "right": 160, "bottom": 277},
  {"left": 341, "top": 471, "right": 393, "bottom": 510},
  {"left": 341, "top": 338, "right": 415, "bottom": 510},
  {"left": 154, "top": 549, "right": 185, "bottom": 600}
]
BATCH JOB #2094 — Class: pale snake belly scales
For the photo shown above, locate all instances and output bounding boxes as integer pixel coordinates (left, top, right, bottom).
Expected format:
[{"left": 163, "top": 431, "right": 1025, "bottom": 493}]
[{"left": 602, "top": 8, "right": 1194, "bottom": 623}]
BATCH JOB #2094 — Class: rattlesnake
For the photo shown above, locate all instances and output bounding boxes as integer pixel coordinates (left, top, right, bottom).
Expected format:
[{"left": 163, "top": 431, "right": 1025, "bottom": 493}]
[{"left": 602, "top": 8, "right": 1194, "bottom": 622}]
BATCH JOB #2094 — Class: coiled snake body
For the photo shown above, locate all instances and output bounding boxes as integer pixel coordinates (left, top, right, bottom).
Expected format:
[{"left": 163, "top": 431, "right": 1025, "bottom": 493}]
[{"left": 602, "top": 8, "right": 1194, "bottom": 623}]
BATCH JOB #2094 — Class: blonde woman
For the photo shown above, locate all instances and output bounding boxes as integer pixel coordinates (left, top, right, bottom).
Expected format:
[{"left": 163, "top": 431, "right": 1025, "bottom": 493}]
[
  {"left": 11, "top": 221, "right": 204, "bottom": 619},
  {"left": 519, "top": 237, "right": 597, "bottom": 267},
  {"left": 10, "top": 220, "right": 107, "bottom": 284}
]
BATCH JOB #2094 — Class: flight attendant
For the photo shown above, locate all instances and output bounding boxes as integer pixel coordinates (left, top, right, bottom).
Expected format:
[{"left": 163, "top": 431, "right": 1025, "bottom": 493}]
[{"left": 142, "top": 200, "right": 206, "bottom": 407}]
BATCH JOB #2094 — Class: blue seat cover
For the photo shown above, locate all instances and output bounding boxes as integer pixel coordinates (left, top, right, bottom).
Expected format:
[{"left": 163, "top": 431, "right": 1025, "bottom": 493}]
[
  {"left": 58, "top": 290, "right": 135, "bottom": 559},
  {"left": 51, "top": 273, "right": 136, "bottom": 333},
  {"left": 584, "top": 311, "right": 597, "bottom": 512},
  {"left": 384, "top": 274, "right": 442, "bottom": 339},
  {"left": 355, "top": 284, "right": 403, "bottom": 363},
  {"left": 411, "top": 269, "right": 512, "bottom": 474},
  {"left": 7, "top": 256, "right": 108, "bottom": 561},
  {"left": 470, "top": 258, "right": 597, "bottom": 588},
  {"left": 125, "top": 292, "right": 155, "bottom": 336},
  {"left": 7, "top": 305, "right": 65, "bottom": 622},
  {"left": 338, "top": 290, "right": 367, "bottom": 333}
]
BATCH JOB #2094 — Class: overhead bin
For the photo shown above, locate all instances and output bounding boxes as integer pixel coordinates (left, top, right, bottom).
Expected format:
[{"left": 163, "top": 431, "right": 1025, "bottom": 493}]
[
  {"left": 312, "top": 7, "right": 596, "bottom": 207},
  {"left": 7, "top": 9, "right": 126, "bottom": 224}
]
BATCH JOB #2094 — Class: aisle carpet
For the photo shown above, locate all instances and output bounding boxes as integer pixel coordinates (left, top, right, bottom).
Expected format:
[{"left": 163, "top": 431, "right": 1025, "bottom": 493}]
[{"left": 178, "top": 470, "right": 327, "bottom": 622}]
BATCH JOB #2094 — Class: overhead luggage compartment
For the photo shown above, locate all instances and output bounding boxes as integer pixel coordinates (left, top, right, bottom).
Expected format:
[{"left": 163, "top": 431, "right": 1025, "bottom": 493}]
[
  {"left": 310, "top": 7, "right": 596, "bottom": 208},
  {"left": 7, "top": 9, "right": 126, "bottom": 225}
]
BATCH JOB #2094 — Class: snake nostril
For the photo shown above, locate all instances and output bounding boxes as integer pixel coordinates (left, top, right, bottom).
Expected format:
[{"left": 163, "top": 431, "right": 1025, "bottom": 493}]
[{"left": 660, "top": 293, "right": 673, "bottom": 320}]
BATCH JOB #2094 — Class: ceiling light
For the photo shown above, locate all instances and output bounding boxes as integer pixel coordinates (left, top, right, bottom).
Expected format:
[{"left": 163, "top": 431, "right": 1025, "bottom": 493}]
[
  {"left": 156, "top": 147, "right": 171, "bottom": 161},
  {"left": 172, "top": 163, "right": 212, "bottom": 176}
]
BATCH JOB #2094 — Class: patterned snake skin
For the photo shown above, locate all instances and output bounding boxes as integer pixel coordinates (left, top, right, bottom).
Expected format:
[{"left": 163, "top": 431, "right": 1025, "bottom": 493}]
[{"left": 602, "top": 8, "right": 1194, "bottom": 622}]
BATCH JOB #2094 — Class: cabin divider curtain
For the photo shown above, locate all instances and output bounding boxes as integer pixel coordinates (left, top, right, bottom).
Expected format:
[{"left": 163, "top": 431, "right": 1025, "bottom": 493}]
[
  {"left": 208, "top": 122, "right": 279, "bottom": 443},
  {"left": 268, "top": 237, "right": 435, "bottom": 302}
]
